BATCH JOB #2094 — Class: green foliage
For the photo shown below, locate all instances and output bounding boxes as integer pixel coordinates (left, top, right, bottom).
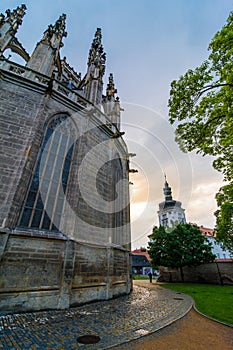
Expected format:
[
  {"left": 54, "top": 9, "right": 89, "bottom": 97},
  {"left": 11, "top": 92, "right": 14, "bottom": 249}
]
[
  {"left": 161, "top": 283, "right": 233, "bottom": 325},
  {"left": 168, "top": 12, "right": 233, "bottom": 251},
  {"left": 148, "top": 224, "right": 215, "bottom": 270},
  {"left": 215, "top": 184, "right": 233, "bottom": 252}
]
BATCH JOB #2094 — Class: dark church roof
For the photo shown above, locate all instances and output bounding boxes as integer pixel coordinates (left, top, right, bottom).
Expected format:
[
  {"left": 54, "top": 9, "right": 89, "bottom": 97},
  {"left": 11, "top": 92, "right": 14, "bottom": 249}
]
[{"left": 159, "top": 199, "right": 182, "bottom": 210}]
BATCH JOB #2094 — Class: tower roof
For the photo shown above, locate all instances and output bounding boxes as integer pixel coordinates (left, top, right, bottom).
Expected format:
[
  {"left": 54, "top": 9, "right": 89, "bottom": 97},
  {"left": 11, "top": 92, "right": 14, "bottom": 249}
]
[{"left": 159, "top": 176, "right": 182, "bottom": 210}]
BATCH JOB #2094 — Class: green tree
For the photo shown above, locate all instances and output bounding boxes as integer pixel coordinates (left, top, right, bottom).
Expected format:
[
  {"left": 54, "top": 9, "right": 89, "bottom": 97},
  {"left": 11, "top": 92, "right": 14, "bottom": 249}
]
[
  {"left": 168, "top": 12, "right": 233, "bottom": 252},
  {"left": 215, "top": 183, "right": 233, "bottom": 252},
  {"left": 148, "top": 224, "right": 215, "bottom": 282}
]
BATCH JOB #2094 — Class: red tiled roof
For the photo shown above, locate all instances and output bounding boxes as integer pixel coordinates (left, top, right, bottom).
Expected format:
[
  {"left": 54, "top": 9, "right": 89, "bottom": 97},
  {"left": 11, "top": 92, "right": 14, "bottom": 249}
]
[
  {"left": 132, "top": 248, "right": 151, "bottom": 262},
  {"left": 199, "top": 225, "right": 215, "bottom": 237}
]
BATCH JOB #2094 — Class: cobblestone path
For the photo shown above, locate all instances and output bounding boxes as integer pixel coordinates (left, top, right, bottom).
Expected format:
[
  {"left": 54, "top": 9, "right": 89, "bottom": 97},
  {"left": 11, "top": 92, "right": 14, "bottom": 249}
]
[{"left": 0, "top": 281, "right": 193, "bottom": 349}]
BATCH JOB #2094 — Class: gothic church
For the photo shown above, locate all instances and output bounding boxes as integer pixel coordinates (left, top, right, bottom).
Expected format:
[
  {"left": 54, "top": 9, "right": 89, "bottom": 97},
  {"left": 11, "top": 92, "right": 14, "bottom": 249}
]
[{"left": 0, "top": 4, "right": 132, "bottom": 314}]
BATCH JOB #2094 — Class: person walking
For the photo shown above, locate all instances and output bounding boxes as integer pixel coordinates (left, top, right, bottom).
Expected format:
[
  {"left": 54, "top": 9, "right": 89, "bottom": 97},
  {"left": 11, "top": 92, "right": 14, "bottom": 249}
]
[{"left": 148, "top": 271, "right": 152, "bottom": 283}]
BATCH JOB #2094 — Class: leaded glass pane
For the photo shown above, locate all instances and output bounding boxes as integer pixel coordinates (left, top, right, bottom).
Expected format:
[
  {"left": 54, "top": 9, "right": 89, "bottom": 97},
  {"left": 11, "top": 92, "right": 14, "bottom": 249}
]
[
  {"left": 20, "top": 208, "right": 32, "bottom": 227},
  {"left": 41, "top": 211, "right": 51, "bottom": 230},
  {"left": 25, "top": 191, "right": 37, "bottom": 208},
  {"left": 31, "top": 209, "right": 43, "bottom": 228},
  {"left": 35, "top": 193, "right": 43, "bottom": 209}
]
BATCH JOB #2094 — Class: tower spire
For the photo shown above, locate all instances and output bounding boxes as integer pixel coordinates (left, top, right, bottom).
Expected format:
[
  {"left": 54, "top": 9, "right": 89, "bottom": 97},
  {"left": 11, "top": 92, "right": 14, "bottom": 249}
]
[
  {"left": 163, "top": 177, "right": 173, "bottom": 202},
  {"left": 83, "top": 28, "right": 106, "bottom": 105},
  {"left": 26, "top": 14, "right": 67, "bottom": 76}
]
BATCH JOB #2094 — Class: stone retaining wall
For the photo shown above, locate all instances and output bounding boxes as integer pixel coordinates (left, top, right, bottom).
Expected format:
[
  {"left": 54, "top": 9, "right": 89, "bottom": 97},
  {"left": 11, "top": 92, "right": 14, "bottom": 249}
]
[{"left": 159, "top": 262, "right": 233, "bottom": 285}]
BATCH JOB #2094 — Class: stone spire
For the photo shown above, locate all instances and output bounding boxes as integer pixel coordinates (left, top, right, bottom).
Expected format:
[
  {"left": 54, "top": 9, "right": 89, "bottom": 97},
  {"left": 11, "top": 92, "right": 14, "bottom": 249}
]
[
  {"left": 82, "top": 28, "right": 106, "bottom": 105},
  {"left": 102, "top": 73, "right": 121, "bottom": 129},
  {"left": 26, "top": 14, "right": 67, "bottom": 76},
  {"left": 0, "top": 4, "right": 27, "bottom": 56},
  {"left": 87, "top": 27, "right": 106, "bottom": 71}
]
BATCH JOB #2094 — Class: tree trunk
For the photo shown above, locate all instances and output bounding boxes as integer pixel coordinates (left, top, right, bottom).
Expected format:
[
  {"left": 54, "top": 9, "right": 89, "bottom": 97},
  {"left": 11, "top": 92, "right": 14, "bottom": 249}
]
[
  {"left": 180, "top": 266, "right": 184, "bottom": 282},
  {"left": 216, "top": 262, "right": 223, "bottom": 286},
  {"left": 169, "top": 272, "right": 173, "bottom": 282}
]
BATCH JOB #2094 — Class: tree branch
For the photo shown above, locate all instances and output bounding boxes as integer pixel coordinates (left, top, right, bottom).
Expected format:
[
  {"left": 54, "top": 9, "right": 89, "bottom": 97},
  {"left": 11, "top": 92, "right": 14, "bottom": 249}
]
[{"left": 193, "top": 83, "right": 233, "bottom": 105}]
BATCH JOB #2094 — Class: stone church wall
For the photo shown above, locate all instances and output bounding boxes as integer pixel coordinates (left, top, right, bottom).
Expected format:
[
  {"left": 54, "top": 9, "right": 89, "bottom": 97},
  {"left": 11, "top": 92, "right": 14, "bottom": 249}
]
[
  {"left": 0, "top": 231, "right": 131, "bottom": 315},
  {"left": 0, "top": 60, "right": 132, "bottom": 315}
]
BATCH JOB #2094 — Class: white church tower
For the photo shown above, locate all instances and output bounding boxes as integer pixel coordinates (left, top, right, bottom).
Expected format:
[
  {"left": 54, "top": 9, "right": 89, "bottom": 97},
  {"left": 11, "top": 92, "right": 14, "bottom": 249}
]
[{"left": 158, "top": 177, "right": 186, "bottom": 228}]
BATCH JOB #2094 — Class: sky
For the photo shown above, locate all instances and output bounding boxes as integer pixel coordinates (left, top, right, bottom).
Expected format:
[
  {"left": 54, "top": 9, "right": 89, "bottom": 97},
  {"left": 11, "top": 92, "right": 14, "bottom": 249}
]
[{"left": 1, "top": 0, "right": 232, "bottom": 249}]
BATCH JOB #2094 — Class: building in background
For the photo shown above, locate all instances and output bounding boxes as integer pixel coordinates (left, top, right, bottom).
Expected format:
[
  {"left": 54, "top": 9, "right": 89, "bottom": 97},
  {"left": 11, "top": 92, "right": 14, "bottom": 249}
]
[
  {"left": 0, "top": 4, "right": 132, "bottom": 315},
  {"left": 199, "top": 226, "right": 232, "bottom": 260},
  {"left": 132, "top": 247, "right": 151, "bottom": 275},
  {"left": 149, "top": 179, "right": 232, "bottom": 261},
  {"left": 157, "top": 177, "right": 186, "bottom": 228}
]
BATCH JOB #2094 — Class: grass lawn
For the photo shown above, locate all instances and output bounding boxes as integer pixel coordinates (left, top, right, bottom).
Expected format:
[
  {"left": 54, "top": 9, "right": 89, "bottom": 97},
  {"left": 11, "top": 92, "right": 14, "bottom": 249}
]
[
  {"left": 133, "top": 275, "right": 150, "bottom": 280},
  {"left": 160, "top": 283, "right": 233, "bottom": 325}
]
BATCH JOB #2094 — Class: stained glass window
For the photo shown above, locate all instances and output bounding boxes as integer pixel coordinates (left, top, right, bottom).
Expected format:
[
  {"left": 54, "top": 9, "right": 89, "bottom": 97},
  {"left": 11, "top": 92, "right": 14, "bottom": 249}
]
[{"left": 19, "top": 115, "right": 76, "bottom": 232}]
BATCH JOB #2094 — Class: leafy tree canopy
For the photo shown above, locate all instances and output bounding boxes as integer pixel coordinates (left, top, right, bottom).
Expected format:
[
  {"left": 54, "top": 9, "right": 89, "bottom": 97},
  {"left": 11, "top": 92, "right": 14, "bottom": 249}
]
[
  {"left": 168, "top": 12, "right": 233, "bottom": 251},
  {"left": 148, "top": 224, "right": 215, "bottom": 271}
]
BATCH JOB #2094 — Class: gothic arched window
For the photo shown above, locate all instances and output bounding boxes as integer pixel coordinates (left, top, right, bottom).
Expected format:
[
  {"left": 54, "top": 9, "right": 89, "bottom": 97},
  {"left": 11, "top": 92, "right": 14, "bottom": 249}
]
[
  {"left": 112, "top": 156, "right": 124, "bottom": 244},
  {"left": 19, "top": 115, "right": 76, "bottom": 232}
]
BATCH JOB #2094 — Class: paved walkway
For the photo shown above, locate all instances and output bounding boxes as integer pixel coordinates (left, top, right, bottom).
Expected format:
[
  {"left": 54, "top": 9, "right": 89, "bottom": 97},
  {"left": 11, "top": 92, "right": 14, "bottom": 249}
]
[{"left": 0, "top": 280, "right": 193, "bottom": 349}]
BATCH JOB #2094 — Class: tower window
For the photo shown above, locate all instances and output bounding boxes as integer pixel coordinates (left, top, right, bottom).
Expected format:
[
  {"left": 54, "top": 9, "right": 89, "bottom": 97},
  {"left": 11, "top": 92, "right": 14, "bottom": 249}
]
[{"left": 19, "top": 115, "right": 76, "bottom": 232}]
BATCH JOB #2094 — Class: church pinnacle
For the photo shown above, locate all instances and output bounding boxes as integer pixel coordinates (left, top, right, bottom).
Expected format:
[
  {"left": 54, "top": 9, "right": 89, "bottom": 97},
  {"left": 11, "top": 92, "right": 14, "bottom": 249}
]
[
  {"left": 82, "top": 28, "right": 106, "bottom": 105},
  {"left": 106, "top": 73, "right": 117, "bottom": 99},
  {"left": 26, "top": 14, "right": 67, "bottom": 76},
  {"left": 0, "top": 4, "right": 27, "bottom": 57},
  {"left": 0, "top": 4, "right": 26, "bottom": 34},
  {"left": 102, "top": 73, "right": 121, "bottom": 129},
  {"left": 87, "top": 28, "right": 106, "bottom": 72},
  {"left": 41, "top": 14, "right": 67, "bottom": 48}
]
